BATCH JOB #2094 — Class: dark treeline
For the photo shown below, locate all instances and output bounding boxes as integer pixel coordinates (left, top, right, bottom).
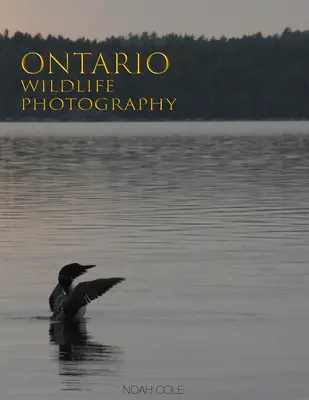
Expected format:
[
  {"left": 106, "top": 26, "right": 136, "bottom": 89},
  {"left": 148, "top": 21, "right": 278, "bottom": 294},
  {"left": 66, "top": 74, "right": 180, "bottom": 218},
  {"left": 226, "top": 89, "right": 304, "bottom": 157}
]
[{"left": 1, "top": 28, "right": 309, "bottom": 121}]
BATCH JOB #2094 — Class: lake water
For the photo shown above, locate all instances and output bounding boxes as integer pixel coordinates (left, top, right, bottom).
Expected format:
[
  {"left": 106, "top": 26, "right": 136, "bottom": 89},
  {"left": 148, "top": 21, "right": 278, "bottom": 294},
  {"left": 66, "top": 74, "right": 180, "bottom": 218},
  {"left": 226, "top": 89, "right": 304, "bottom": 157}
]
[{"left": 1, "top": 121, "right": 309, "bottom": 400}]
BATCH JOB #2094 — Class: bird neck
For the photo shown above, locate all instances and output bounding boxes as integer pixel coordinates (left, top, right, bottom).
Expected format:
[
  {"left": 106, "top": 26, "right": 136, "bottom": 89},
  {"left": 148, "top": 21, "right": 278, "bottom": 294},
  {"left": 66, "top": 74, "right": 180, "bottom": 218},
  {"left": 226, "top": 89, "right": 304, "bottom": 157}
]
[{"left": 59, "top": 275, "right": 72, "bottom": 295}]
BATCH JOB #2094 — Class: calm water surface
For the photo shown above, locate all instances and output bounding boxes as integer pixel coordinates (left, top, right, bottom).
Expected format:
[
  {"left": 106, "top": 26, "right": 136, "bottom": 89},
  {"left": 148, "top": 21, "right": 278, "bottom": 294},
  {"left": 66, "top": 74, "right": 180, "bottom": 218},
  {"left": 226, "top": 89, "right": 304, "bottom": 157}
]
[{"left": 1, "top": 122, "right": 309, "bottom": 399}]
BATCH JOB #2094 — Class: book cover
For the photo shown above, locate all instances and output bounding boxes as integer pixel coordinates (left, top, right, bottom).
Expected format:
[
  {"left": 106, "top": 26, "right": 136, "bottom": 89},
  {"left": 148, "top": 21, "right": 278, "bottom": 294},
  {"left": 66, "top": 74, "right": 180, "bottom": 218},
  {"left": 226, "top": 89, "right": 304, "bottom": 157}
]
[{"left": 1, "top": 1, "right": 309, "bottom": 400}]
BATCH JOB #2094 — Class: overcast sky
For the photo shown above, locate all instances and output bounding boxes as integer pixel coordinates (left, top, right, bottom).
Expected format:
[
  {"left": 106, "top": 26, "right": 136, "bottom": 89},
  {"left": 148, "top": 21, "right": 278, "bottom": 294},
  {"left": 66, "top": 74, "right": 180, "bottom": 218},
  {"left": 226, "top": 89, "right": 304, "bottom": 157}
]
[{"left": 1, "top": 0, "right": 309, "bottom": 40}]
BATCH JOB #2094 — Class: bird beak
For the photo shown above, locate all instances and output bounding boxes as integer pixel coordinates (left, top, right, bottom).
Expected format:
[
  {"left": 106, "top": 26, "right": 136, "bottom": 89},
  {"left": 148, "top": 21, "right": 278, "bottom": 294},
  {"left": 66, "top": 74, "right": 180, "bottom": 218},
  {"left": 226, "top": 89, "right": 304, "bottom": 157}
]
[{"left": 84, "top": 264, "right": 96, "bottom": 268}]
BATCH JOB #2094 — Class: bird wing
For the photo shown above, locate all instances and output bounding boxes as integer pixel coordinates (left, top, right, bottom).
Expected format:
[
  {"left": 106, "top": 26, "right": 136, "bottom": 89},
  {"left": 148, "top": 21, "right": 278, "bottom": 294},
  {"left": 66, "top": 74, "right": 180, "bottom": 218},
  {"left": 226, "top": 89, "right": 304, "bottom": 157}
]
[
  {"left": 59, "top": 263, "right": 96, "bottom": 281},
  {"left": 49, "top": 283, "right": 64, "bottom": 312},
  {"left": 62, "top": 278, "right": 125, "bottom": 318}
]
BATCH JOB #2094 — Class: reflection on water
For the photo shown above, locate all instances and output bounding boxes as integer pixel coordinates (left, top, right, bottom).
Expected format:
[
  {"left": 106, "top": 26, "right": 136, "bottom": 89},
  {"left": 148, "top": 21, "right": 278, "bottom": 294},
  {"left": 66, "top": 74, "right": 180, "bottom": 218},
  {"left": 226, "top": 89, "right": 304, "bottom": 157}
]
[{"left": 49, "top": 321, "right": 122, "bottom": 391}]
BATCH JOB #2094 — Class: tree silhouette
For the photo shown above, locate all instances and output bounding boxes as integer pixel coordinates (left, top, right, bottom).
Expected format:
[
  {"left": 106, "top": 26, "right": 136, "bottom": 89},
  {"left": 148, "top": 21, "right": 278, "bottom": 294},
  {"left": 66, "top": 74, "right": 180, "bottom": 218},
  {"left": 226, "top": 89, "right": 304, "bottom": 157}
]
[{"left": 0, "top": 28, "right": 309, "bottom": 121}]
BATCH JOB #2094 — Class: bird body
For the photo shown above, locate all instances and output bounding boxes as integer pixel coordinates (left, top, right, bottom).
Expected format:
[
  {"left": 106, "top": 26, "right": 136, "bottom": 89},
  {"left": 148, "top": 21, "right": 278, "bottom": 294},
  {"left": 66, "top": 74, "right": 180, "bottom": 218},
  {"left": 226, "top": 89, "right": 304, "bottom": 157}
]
[{"left": 49, "top": 263, "right": 124, "bottom": 322}]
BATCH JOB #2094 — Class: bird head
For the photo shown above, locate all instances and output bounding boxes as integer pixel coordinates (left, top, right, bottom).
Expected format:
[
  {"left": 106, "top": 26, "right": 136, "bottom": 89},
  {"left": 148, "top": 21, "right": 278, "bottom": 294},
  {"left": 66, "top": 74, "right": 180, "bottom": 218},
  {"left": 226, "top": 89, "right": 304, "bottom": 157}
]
[{"left": 58, "top": 263, "right": 96, "bottom": 294}]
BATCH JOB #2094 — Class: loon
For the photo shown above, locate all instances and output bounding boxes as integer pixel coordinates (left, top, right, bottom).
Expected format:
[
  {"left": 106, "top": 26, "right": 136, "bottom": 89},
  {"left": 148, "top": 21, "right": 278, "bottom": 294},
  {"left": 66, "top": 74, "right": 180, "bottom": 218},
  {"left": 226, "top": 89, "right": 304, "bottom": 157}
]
[{"left": 49, "top": 263, "right": 125, "bottom": 322}]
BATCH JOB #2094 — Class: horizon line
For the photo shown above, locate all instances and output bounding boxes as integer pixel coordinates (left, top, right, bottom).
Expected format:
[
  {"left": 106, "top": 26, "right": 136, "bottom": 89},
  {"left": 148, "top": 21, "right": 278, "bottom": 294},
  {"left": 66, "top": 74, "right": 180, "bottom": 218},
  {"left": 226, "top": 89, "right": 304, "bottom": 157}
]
[{"left": 1, "top": 26, "right": 301, "bottom": 43}]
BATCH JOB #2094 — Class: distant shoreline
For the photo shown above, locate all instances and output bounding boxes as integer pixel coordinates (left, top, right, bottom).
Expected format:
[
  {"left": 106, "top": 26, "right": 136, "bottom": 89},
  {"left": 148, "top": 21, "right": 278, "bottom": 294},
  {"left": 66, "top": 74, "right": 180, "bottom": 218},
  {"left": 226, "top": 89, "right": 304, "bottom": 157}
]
[{"left": 2, "top": 118, "right": 309, "bottom": 123}]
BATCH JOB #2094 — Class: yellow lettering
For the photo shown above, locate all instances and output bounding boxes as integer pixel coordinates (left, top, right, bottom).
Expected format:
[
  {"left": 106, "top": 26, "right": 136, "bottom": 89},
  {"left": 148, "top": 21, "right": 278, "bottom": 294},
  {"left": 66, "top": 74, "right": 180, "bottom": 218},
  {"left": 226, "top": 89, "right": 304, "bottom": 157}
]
[
  {"left": 33, "top": 98, "right": 46, "bottom": 111},
  {"left": 165, "top": 98, "right": 177, "bottom": 110},
  {"left": 20, "top": 80, "right": 40, "bottom": 92},
  {"left": 95, "top": 98, "right": 108, "bottom": 111},
  {"left": 112, "top": 98, "right": 124, "bottom": 110},
  {"left": 147, "top": 52, "right": 170, "bottom": 75},
  {"left": 78, "top": 98, "right": 93, "bottom": 110},
  {"left": 49, "top": 52, "right": 69, "bottom": 74},
  {"left": 49, "top": 97, "right": 64, "bottom": 111},
  {"left": 61, "top": 80, "right": 74, "bottom": 92},
  {"left": 21, "top": 52, "right": 44, "bottom": 74},
  {"left": 124, "top": 98, "right": 136, "bottom": 111},
  {"left": 115, "top": 52, "right": 133, "bottom": 74},
  {"left": 21, "top": 98, "right": 31, "bottom": 110},
  {"left": 73, "top": 52, "right": 92, "bottom": 74},
  {"left": 92, "top": 53, "right": 110, "bottom": 74}
]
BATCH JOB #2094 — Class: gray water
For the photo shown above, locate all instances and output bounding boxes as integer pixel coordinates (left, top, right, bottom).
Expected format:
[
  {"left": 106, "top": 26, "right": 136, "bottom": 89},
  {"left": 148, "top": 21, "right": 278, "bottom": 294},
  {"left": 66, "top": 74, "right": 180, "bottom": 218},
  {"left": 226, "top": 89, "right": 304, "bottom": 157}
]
[{"left": 1, "top": 121, "right": 309, "bottom": 400}]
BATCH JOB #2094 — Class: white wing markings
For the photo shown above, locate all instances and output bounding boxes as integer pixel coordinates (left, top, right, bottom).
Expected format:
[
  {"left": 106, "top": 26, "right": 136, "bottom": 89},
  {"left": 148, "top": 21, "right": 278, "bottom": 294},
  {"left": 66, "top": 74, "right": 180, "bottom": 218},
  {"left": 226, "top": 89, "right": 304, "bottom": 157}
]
[{"left": 84, "top": 293, "right": 91, "bottom": 304}]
